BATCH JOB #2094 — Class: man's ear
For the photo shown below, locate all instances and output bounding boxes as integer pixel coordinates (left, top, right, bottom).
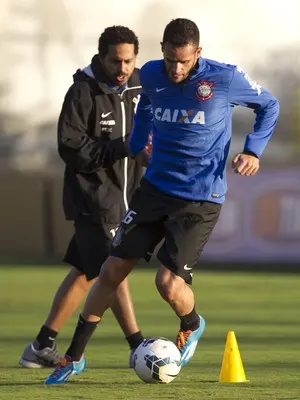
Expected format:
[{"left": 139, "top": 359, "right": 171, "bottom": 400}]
[
  {"left": 98, "top": 54, "right": 103, "bottom": 64},
  {"left": 196, "top": 47, "right": 202, "bottom": 59}
]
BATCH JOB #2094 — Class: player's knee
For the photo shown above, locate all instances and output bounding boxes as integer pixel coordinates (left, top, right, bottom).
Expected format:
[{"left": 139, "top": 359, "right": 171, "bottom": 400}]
[
  {"left": 100, "top": 256, "right": 131, "bottom": 288},
  {"left": 68, "top": 267, "right": 94, "bottom": 292}
]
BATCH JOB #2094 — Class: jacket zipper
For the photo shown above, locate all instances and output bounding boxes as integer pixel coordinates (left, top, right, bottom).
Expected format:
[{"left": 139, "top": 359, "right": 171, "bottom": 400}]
[{"left": 119, "top": 86, "right": 141, "bottom": 211}]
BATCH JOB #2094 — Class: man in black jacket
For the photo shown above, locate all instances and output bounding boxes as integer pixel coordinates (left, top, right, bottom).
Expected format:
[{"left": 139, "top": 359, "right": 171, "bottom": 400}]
[{"left": 20, "top": 26, "right": 148, "bottom": 369}]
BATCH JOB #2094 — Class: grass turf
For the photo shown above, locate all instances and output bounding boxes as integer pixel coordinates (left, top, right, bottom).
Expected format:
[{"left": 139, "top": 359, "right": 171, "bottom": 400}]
[{"left": 0, "top": 266, "right": 299, "bottom": 399}]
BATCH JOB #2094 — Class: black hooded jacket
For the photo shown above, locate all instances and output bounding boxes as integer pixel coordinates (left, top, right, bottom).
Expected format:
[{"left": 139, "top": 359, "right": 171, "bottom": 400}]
[{"left": 57, "top": 55, "right": 143, "bottom": 223}]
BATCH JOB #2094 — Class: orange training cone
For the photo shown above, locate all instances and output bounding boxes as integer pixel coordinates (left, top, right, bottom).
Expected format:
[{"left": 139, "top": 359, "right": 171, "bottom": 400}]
[{"left": 219, "top": 331, "right": 248, "bottom": 383}]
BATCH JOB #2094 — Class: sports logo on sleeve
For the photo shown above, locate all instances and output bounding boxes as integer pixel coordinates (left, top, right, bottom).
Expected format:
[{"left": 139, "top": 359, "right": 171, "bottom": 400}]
[
  {"left": 237, "top": 66, "right": 262, "bottom": 95},
  {"left": 196, "top": 80, "right": 215, "bottom": 101}
]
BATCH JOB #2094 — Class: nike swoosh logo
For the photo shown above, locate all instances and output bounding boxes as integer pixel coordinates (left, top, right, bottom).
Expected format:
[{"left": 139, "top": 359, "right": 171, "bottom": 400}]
[
  {"left": 183, "top": 264, "right": 192, "bottom": 271},
  {"left": 101, "top": 111, "right": 112, "bottom": 118},
  {"left": 156, "top": 88, "right": 166, "bottom": 92}
]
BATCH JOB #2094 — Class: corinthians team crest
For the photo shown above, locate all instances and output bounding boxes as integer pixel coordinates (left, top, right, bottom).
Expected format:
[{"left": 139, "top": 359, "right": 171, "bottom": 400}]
[{"left": 196, "top": 80, "right": 215, "bottom": 100}]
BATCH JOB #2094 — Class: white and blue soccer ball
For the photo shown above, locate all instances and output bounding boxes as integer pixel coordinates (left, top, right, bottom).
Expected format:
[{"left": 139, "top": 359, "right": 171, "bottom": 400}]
[{"left": 133, "top": 337, "right": 181, "bottom": 384}]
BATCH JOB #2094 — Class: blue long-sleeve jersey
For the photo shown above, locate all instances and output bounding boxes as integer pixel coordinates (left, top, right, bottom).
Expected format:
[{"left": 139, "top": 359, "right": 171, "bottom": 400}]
[{"left": 129, "top": 58, "right": 279, "bottom": 203}]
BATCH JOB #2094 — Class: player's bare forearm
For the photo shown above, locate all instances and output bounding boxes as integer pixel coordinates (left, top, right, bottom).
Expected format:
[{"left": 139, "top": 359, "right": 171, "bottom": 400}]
[{"left": 232, "top": 152, "right": 260, "bottom": 176}]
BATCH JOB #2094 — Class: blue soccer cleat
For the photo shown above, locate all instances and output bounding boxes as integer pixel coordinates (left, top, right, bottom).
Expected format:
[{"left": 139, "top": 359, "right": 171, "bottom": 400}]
[
  {"left": 176, "top": 315, "right": 206, "bottom": 366},
  {"left": 44, "top": 355, "right": 86, "bottom": 385}
]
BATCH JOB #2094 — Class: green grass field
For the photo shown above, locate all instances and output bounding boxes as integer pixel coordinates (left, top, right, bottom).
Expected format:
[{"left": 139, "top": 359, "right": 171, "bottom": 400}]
[{"left": 0, "top": 266, "right": 299, "bottom": 399}]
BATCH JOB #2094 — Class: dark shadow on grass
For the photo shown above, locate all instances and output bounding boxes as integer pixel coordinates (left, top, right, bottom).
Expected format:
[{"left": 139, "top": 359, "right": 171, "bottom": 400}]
[
  {"left": 68, "top": 381, "right": 143, "bottom": 386},
  {"left": 0, "top": 364, "right": 132, "bottom": 370},
  {"left": 0, "top": 382, "right": 45, "bottom": 387},
  {"left": 191, "top": 361, "right": 300, "bottom": 370},
  {"left": 1, "top": 335, "right": 298, "bottom": 346},
  {"left": 0, "top": 381, "right": 143, "bottom": 387},
  {"left": 67, "top": 379, "right": 219, "bottom": 385},
  {"left": 2, "top": 361, "right": 298, "bottom": 372}
]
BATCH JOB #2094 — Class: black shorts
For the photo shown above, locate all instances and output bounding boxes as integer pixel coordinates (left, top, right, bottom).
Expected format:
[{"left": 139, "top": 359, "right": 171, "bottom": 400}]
[
  {"left": 63, "top": 217, "right": 118, "bottom": 280},
  {"left": 111, "top": 179, "right": 222, "bottom": 283}
]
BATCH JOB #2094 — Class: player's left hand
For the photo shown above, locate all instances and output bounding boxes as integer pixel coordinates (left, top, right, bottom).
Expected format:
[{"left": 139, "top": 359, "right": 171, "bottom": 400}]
[{"left": 232, "top": 152, "right": 260, "bottom": 176}]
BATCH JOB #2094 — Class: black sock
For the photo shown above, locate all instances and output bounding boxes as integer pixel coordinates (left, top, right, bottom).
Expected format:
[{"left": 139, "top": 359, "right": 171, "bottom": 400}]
[
  {"left": 179, "top": 307, "right": 200, "bottom": 331},
  {"left": 126, "top": 331, "right": 144, "bottom": 350},
  {"left": 65, "top": 315, "right": 99, "bottom": 361},
  {"left": 35, "top": 325, "right": 58, "bottom": 350}
]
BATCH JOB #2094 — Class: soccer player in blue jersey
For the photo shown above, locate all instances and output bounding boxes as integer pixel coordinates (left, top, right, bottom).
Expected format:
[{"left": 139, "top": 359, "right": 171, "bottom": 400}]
[{"left": 45, "top": 18, "right": 279, "bottom": 384}]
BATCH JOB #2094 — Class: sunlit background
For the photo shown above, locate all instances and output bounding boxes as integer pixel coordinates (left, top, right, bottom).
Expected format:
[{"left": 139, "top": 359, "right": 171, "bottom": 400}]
[{"left": 0, "top": 0, "right": 299, "bottom": 263}]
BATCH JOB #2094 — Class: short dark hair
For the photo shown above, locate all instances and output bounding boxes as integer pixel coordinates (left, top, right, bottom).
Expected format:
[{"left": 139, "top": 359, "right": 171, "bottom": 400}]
[
  {"left": 98, "top": 26, "right": 139, "bottom": 57},
  {"left": 162, "top": 18, "right": 199, "bottom": 47}
]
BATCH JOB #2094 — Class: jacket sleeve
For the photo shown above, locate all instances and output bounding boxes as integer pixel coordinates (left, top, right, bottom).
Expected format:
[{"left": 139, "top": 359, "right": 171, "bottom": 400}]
[
  {"left": 57, "top": 83, "right": 128, "bottom": 173},
  {"left": 228, "top": 66, "right": 280, "bottom": 157},
  {"left": 129, "top": 91, "right": 153, "bottom": 157}
]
